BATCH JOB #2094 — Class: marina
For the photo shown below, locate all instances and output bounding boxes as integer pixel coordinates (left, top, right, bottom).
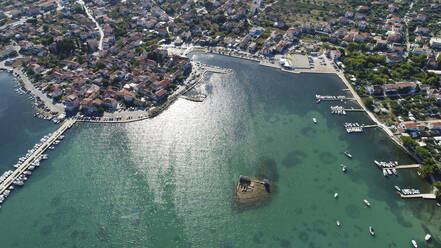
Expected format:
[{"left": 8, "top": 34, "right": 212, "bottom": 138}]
[{"left": 0, "top": 119, "right": 75, "bottom": 199}]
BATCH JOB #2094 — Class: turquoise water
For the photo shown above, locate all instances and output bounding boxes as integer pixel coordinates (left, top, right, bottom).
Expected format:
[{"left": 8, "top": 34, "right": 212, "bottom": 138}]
[{"left": 0, "top": 54, "right": 440, "bottom": 247}]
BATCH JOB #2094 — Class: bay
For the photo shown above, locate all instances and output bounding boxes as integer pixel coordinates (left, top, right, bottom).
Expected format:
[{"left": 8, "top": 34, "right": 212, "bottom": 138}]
[{"left": 0, "top": 53, "right": 439, "bottom": 247}]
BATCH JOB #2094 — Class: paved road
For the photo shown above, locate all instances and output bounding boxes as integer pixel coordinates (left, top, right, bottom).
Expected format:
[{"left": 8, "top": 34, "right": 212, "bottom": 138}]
[{"left": 77, "top": 0, "right": 104, "bottom": 50}]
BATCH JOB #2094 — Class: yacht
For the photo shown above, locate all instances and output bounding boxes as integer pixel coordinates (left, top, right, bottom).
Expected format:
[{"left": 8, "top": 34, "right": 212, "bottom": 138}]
[
  {"left": 313, "top": 118, "right": 317, "bottom": 124},
  {"left": 369, "top": 226, "right": 375, "bottom": 236},
  {"left": 411, "top": 240, "right": 417, "bottom": 248},
  {"left": 364, "top": 199, "right": 371, "bottom": 207}
]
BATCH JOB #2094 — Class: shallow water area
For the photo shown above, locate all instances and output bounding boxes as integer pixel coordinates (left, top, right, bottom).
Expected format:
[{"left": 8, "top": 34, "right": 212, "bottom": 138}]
[{"left": 0, "top": 54, "right": 440, "bottom": 247}]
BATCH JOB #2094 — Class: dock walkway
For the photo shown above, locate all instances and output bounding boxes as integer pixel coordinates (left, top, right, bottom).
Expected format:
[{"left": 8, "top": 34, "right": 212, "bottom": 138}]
[{"left": 0, "top": 119, "right": 76, "bottom": 195}]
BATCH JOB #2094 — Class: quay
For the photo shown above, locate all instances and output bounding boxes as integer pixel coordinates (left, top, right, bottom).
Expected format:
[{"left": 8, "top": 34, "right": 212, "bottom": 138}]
[
  {"left": 399, "top": 193, "right": 436, "bottom": 199},
  {"left": 0, "top": 119, "right": 76, "bottom": 195}
]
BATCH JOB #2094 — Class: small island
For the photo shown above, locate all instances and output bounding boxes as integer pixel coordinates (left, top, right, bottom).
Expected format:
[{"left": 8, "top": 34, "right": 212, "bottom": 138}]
[{"left": 234, "top": 175, "right": 272, "bottom": 207}]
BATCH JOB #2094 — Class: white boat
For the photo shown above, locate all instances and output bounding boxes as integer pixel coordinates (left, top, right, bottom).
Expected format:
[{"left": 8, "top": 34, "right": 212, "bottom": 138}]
[
  {"left": 392, "top": 168, "right": 397, "bottom": 175},
  {"left": 387, "top": 169, "right": 392, "bottom": 175},
  {"left": 364, "top": 199, "right": 371, "bottom": 207},
  {"left": 425, "top": 234, "right": 431, "bottom": 241},
  {"left": 374, "top": 160, "right": 380, "bottom": 166},
  {"left": 369, "top": 226, "right": 375, "bottom": 236},
  {"left": 344, "top": 151, "right": 352, "bottom": 158},
  {"left": 383, "top": 169, "right": 387, "bottom": 176},
  {"left": 336, "top": 220, "right": 341, "bottom": 227},
  {"left": 334, "top": 193, "right": 338, "bottom": 198},
  {"left": 411, "top": 240, "right": 417, "bottom": 247},
  {"left": 394, "top": 185, "right": 401, "bottom": 192},
  {"left": 313, "top": 118, "right": 317, "bottom": 124}
]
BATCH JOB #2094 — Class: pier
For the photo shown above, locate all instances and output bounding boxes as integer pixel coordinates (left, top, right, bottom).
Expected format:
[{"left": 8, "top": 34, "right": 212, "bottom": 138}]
[
  {"left": 399, "top": 193, "right": 436, "bottom": 199},
  {"left": 344, "top": 108, "right": 365, "bottom": 112},
  {"left": 316, "top": 95, "right": 356, "bottom": 103},
  {"left": 179, "top": 95, "right": 206, "bottom": 102},
  {"left": 0, "top": 119, "right": 76, "bottom": 195},
  {"left": 394, "top": 164, "right": 421, "bottom": 169},
  {"left": 204, "top": 66, "right": 231, "bottom": 74}
]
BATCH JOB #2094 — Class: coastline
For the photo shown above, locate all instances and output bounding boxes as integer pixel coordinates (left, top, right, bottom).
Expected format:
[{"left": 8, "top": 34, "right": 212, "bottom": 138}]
[
  {"left": 186, "top": 48, "right": 424, "bottom": 175},
  {"left": 0, "top": 46, "right": 433, "bottom": 168}
]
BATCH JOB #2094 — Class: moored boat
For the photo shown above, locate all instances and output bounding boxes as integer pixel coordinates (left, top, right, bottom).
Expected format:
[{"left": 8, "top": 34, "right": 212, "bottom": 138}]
[
  {"left": 383, "top": 169, "right": 387, "bottom": 176},
  {"left": 342, "top": 165, "right": 347, "bottom": 173},
  {"left": 336, "top": 220, "right": 340, "bottom": 227},
  {"left": 364, "top": 199, "right": 371, "bottom": 207},
  {"left": 387, "top": 169, "right": 392, "bottom": 175},
  {"left": 392, "top": 168, "right": 397, "bottom": 175},
  {"left": 394, "top": 185, "right": 401, "bottom": 192},
  {"left": 344, "top": 151, "right": 352, "bottom": 158},
  {"left": 313, "top": 118, "right": 317, "bottom": 124},
  {"left": 334, "top": 193, "right": 338, "bottom": 198},
  {"left": 369, "top": 226, "right": 375, "bottom": 236},
  {"left": 411, "top": 240, "right": 417, "bottom": 247},
  {"left": 425, "top": 234, "right": 431, "bottom": 241}
]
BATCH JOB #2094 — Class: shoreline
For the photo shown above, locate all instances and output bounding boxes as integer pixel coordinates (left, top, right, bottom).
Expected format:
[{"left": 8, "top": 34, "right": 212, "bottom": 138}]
[
  {"left": 0, "top": 47, "right": 435, "bottom": 169},
  {"left": 187, "top": 48, "right": 426, "bottom": 179}
]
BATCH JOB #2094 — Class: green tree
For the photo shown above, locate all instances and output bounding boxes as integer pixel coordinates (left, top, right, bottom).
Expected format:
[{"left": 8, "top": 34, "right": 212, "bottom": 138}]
[{"left": 400, "top": 135, "right": 418, "bottom": 149}]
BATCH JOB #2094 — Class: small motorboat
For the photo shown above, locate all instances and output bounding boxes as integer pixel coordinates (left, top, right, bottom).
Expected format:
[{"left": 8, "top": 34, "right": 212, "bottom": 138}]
[
  {"left": 374, "top": 160, "right": 380, "bottom": 166},
  {"left": 425, "top": 234, "right": 431, "bottom": 241},
  {"left": 344, "top": 151, "right": 352, "bottom": 158},
  {"left": 411, "top": 240, "right": 417, "bottom": 247},
  {"left": 334, "top": 193, "right": 339, "bottom": 198},
  {"left": 336, "top": 220, "right": 341, "bottom": 227},
  {"left": 313, "top": 118, "right": 317, "bottom": 124},
  {"left": 369, "top": 226, "right": 375, "bottom": 236},
  {"left": 364, "top": 199, "right": 371, "bottom": 207},
  {"left": 394, "top": 185, "right": 401, "bottom": 192},
  {"left": 383, "top": 169, "right": 388, "bottom": 176}
]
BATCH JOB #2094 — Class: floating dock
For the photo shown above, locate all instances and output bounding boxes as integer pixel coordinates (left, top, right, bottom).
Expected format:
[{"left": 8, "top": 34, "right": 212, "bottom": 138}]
[{"left": 0, "top": 119, "right": 76, "bottom": 195}]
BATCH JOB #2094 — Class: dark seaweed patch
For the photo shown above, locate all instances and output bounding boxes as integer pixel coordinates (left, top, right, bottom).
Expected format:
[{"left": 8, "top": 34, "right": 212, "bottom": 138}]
[
  {"left": 282, "top": 150, "right": 306, "bottom": 168},
  {"left": 255, "top": 157, "right": 280, "bottom": 182}
]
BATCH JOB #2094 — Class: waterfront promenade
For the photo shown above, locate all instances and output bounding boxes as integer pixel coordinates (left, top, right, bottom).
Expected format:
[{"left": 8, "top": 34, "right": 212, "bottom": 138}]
[
  {"left": 76, "top": 65, "right": 230, "bottom": 124},
  {"left": 0, "top": 119, "right": 76, "bottom": 195}
]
